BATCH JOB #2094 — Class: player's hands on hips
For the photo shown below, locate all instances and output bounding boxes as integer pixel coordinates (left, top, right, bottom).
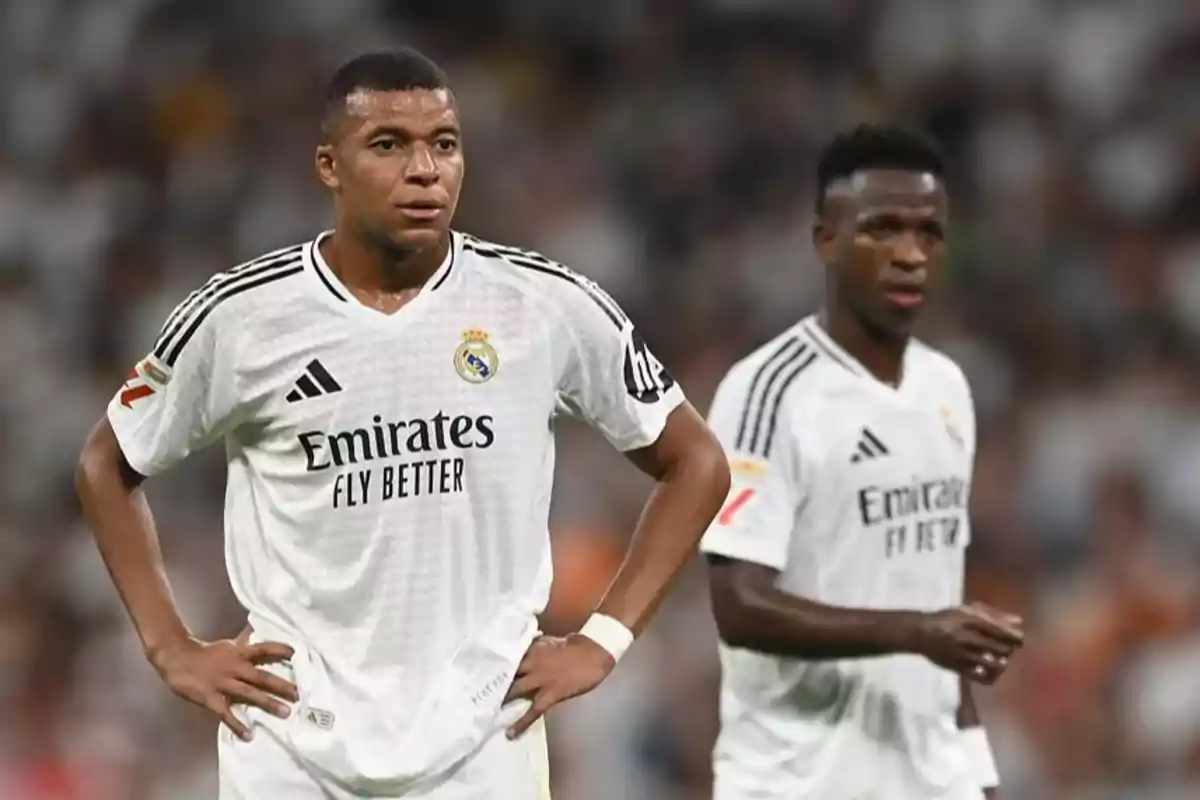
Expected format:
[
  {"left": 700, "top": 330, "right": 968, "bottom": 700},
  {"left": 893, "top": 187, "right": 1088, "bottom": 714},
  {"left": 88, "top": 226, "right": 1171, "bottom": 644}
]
[
  {"left": 149, "top": 628, "right": 299, "bottom": 741},
  {"left": 911, "top": 602, "right": 1024, "bottom": 684},
  {"left": 503, "top": 634, "right": 615, "bottom": 739}
]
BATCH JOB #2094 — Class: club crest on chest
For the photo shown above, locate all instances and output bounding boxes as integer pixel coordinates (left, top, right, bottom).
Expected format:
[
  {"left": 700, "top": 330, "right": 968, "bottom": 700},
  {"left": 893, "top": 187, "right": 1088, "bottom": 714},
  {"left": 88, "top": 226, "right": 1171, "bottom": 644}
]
[{"left": 454, "top": 328, "right": 499, "bottom": 384}]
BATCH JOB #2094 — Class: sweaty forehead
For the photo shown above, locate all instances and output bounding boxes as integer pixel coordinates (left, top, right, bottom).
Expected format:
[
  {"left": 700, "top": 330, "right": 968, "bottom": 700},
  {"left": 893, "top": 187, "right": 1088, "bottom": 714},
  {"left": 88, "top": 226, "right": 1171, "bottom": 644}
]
[
  {"left": 341, "top": 87, "right": 457, "bottom": 127},
  {"left": 830, "top": 169, "right": 946, "bottom": 213}
]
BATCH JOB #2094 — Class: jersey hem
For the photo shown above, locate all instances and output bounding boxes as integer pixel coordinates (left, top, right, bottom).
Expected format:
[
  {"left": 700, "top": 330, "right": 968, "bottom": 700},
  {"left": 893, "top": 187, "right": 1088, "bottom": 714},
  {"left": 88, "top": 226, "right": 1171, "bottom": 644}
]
[{"left": 698, "top": 540, "right": 788, "bottom": 571}]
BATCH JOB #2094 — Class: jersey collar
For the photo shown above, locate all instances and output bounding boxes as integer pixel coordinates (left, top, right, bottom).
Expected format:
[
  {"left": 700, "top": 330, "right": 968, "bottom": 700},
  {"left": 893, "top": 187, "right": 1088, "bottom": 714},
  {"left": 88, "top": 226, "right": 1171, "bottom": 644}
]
[
  {"left": 801, "top": 314, "right": 921, "bottom": 393},
  {"left": 306, "top": 229, "right": 460, "bottom": 307},
  {"left": 800, "top": 315, "right": 869, "bottom": 379}
]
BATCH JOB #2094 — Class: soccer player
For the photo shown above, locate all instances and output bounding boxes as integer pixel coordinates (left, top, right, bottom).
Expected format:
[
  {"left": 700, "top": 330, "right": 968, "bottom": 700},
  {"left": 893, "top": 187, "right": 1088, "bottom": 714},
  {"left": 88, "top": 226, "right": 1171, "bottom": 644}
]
[
  {"left": 700, "top": 125, "right": 1025, "bottom": 800},
  {"left": 74, "top": 49, "right": 730, "bottom": 799}
]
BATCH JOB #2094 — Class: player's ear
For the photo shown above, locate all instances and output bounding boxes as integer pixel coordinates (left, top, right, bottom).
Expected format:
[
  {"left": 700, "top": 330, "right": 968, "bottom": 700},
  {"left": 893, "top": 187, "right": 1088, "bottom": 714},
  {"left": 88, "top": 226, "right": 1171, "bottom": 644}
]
[
  {"left": 812, "top": 215, "right": 838, "bottom": 264},
  {"left": 315, "top": 143, "right": 339, "bottom": 191}
]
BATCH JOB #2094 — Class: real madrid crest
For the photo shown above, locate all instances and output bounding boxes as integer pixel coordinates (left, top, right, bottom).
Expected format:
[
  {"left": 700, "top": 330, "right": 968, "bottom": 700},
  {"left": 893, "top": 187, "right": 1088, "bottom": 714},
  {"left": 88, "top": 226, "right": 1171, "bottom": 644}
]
[
  {"left": 454, "top": 328, "right": 499, "bottom": 384},
  {"left": 940, "top": 406, "right": 965, "bottom": 450}
]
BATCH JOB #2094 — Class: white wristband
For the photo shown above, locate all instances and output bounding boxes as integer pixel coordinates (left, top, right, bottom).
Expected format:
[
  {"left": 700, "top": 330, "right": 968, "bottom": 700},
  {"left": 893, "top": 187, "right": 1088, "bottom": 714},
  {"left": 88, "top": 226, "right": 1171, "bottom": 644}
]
[
  {"left": 578, "top": 613, "right": 635, "bottom": 663},
  {"left": 961, "top": 727, "right": 1000, "bottom": 788}
]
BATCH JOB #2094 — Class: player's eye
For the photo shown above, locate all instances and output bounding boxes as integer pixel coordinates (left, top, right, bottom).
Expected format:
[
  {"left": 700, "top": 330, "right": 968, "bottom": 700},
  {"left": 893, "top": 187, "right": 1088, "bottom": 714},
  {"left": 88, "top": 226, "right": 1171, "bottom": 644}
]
[
  {"left": 434, "top": 138, "right": 459, "bottom": 153},
  {"left": 861, "top": 216, "right": 904, "bottom": 238},
  {"left": 918, "top": 222, "right": 945, "bottom": 243},
  {"left": 370, "top": 137, "right": 399, "bottom": 152}
]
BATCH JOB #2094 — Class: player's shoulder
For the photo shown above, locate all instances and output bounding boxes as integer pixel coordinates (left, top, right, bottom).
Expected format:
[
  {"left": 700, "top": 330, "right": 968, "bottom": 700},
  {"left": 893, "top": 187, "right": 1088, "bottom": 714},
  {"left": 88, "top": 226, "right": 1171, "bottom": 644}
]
[
  {"left": 179, "top": 239, "right": 309, "bottom": 317},
  {"left": 908, "top": 338, "right": 970, "bottom": 394},
  {"left": 458, "top": 231, "right": 627, "bottom": 324},
  {"left": 151, "top": 238, "right": 310, "bottom": 367},
  {"left": 717, "top": 320, "right": 829, "bottom": 403},
  {"left": 710, "top": 322, "right": 827, "bottom": 458}
]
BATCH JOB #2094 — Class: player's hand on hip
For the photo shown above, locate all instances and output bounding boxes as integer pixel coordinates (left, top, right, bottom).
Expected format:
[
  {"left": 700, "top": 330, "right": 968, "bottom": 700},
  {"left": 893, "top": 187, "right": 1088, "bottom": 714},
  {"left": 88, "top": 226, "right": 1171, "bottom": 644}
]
[
  {"left": 503, "top": 634, "right": 615, "bottom": 740},
  {"left": 149, "top": 633, "right": 299, "bottom": 741},
  {"left": 910, "top": 603, "right": 1024, "bottom": 684}
]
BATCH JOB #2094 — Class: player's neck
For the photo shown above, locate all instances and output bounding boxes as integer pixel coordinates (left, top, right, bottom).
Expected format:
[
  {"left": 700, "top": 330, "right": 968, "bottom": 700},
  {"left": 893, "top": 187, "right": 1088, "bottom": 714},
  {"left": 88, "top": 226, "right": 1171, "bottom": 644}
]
[
  {"left": 323, "top": 227, "right": 450, "bottom": 295},
  {"left": 820, "top": 306, "right": 907, "bottom": 387}
]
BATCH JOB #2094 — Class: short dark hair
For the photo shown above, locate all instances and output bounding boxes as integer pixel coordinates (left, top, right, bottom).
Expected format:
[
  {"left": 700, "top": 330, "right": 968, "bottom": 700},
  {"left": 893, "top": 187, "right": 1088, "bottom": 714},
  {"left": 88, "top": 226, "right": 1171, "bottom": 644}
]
[
  {"left": 321, "top": 48, "right": 450, "bottom": 139},
  {"left": 814, "top": 123, "right": 946, "bottom": 212}
]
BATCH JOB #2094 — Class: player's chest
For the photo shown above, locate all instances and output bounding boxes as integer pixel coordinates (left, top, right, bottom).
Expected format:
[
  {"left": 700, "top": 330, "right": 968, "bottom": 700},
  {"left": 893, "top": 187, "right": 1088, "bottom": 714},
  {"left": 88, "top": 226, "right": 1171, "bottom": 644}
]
[
  {"left": 241, "top": 309, "right": 556, "bottom": 440},
  {"left": 813, "top": 392, "right": 971, "bottom": 483},
  {"left": 801, "top": 391, "right": 973, "bottom": 562}
]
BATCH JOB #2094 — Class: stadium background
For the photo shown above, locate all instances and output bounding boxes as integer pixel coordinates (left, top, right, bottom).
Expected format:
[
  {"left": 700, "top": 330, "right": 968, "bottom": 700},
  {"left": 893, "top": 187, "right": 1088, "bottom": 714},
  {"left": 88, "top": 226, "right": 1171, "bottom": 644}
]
[{"left": 3, "top": 0, "right": 1200, "bottom": 797}]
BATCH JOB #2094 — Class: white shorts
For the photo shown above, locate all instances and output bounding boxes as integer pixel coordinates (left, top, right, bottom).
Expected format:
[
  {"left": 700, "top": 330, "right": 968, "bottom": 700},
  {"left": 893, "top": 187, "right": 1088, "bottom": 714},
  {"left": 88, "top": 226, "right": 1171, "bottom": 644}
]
[{"left": 218, "top": 716, "right": 551, "bottom": 799}]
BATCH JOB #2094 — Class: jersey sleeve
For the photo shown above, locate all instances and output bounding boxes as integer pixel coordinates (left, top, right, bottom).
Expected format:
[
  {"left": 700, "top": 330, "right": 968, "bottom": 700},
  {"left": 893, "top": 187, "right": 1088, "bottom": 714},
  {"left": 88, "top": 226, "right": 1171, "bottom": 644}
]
[
  {"left": 699, "top": 366, "right": 803, "bottom": 571},
  {"left": 553, "top": 277, "right": 685, "bottom": 452},
  {"left": 106, "top": 298, "right": 242, "bottom": 477}
]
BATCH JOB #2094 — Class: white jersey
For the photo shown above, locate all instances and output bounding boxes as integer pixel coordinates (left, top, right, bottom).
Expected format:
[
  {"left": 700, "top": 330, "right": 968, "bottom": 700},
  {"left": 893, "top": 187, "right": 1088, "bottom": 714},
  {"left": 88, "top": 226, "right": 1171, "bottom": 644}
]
[
  {"left": 108, "top": 231, "right": 684, "bottom": 793},
  {"left": 700, "top": 315, "right": 980, "bottom": 800}
]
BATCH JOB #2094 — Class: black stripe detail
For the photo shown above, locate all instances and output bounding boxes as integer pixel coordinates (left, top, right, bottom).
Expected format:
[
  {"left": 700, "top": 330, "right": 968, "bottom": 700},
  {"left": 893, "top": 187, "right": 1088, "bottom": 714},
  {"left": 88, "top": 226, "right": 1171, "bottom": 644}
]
[
  {"left": 311, "top": 242, "right": 349, "bottom": 301},
  {"left": 735, "top": 337, "right": 803, "bottom": 451},
  {"left": 482, "top": 241, "right": 541, "bottom": 257},
  {"left": 294, "top": 374, "right": 322, "bottom": 398},
  {"left": 429, "top": 235, "right": 457, "bottom": 291},
  {"left": 314, "top": 267, "right": 347, "bottom": 301},
  {"left": 862, "top": 428, "right": 889, "bottom": 455},
  {"left": 464, "top": 236, "right": 626, "bottom": 321},
  {"left": 161, "top": 246, "right": 304, "bottom": 333},
  {"left": 155, "top": 287, "right": 207, "bottom": 353},
  {"left": 306, "top": 360, "right": 342, "bottom": 393},
  {"left": 856, "top": 440, "right": 876, "bottom": 459},
  {"left": 286, "top": 389, "right": 303, "bottom": 403},
  {"left": 464, "top": 240, "right": 625, "bottom": 328},
  {"left": 761, "top": 350, "right": 819, "bottom": 457},
  {"left": 154, "top": 246, "right": 304, "bottom": 351},
  {"left": 155, "top": 254, "right": 303, "bottom": 359},
  {"left": 802, "top": 318, "right": 857, "bottom": 374},
  {"left": 747, "top": 343, "right": 811, "bottom": 455},
  {"left": 477, "top": 240, "right": 555, "bottom": 265},
  {"left": 164, "top": 265, "right": 304, "bottom": 366}
]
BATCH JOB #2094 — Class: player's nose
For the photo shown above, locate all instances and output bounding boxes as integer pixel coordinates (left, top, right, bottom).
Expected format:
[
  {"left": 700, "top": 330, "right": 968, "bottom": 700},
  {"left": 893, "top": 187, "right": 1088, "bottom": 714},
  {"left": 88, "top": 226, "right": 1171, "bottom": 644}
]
[
  {"left": 891, "top": 232, "right": 927, "bottom": 269},
  {"left": 403, "top": 143, "right": 439, "bottom": 185}
]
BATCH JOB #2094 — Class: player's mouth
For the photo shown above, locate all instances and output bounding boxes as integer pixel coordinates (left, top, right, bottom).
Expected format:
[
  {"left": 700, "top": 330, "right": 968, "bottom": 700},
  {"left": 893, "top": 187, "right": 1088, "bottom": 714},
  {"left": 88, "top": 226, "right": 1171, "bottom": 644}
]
[
  {"left": 882, "top": 283, "right": 925, "bottom": 309},
  {"left": 396, "top": 200, "right": 445, "bottom": 221}
]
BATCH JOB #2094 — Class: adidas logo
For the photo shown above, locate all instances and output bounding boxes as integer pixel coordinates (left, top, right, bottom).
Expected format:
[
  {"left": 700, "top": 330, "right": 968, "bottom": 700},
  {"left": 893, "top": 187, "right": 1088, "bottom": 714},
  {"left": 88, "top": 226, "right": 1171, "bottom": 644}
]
[
  {"left": 305, "top": 706, "right": 335, "bottom": 730},
  {"left": 286, "top": 359, "right": 343, "bottom": 403},
  {"left": 849, "top": 427, "right": 890, "bottom": 463}
]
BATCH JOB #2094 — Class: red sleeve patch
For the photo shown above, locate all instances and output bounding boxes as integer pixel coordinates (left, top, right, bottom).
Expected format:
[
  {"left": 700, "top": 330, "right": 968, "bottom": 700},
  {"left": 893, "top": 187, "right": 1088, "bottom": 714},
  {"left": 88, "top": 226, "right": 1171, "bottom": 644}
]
[{"left": 718, "top": 488, "right": 756, "bottom": 526}]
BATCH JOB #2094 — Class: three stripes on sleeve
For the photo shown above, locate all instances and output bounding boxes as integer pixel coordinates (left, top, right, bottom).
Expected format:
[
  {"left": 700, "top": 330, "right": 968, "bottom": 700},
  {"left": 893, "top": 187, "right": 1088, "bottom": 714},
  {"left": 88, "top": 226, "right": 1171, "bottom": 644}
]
[
  {"left": 734, "top": 337, "right": 819, "bottom": 459},
  {"left": 152, "top": 245, "right": 306, "bottom": 367},
  {"left": 462, "top": 235, "right": 628, "bottom": 330}
]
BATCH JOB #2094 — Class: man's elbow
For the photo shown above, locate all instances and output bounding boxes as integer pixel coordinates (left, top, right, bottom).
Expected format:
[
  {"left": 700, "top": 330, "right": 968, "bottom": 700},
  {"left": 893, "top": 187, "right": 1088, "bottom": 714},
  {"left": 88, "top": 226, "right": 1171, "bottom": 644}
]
[
  {"left": 711, "top": 599, "right": 765, "bottom": 651},
  {"left": 76, "top": 419, "right": 138, "bottom": 498},
  {"left": 76, "top": 423, "right": 108, "bottom": 500},
  {"left": 708, "top": 570, "right": 769, "bottom": 651},
  {"left": 681, "top": 429, "right": 731, "bottom": 513}
]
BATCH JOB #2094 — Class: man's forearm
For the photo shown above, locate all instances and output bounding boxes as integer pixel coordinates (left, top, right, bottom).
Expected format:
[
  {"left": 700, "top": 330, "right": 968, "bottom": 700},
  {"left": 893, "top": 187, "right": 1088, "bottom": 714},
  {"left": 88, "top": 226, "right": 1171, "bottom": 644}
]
[
  {"left": 595, "top": 440, "right": 729, "bottom": 635},
  {"left": 76, "top": 424, "right": 190, "bottom": 661},
  {"left": 731, "top": 595, "right": 921, "bottom": 659},
  {"left": 710, "top": 563, "right": 922, "bottom": 659}
]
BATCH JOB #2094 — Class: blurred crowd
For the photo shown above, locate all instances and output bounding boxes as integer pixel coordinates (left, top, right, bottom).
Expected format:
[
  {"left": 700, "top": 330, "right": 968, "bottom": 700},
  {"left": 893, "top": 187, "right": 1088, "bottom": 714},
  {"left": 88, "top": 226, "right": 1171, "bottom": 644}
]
[{"left": 4, "top": 0, "right": 1200, "bottom": 798}]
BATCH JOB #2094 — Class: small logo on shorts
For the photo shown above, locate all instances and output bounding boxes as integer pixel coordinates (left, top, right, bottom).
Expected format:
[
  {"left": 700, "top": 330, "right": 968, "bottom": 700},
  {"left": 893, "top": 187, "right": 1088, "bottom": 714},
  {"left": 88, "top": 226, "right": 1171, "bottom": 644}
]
[{"left": 305, "top": 707, "right": 335, "bottom": 730}]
